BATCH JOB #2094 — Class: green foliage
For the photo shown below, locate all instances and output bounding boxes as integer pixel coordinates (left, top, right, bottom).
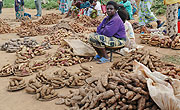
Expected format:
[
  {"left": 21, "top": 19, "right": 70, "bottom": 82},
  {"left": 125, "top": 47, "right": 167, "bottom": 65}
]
[
  {"left": 151, "top": 0, "right": 166, "bottom": 15},
  {"left": 3, "top": 0, "right": 14, "bottom": 8},
  {"left": 24, "top": 0, "right": 36, "bottom": 9},
  {"left": 161, "top": 55, "right": 180, "bottom": 65},
  {"left": 3, "top": 0, "right": 59, "bottom": 9},
  {"left": 42, "top": 0, "right": 59, "bottom": 10}
]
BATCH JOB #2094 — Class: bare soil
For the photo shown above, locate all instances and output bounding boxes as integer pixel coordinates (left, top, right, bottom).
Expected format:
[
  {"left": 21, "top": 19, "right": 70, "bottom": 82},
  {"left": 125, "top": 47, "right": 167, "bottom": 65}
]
[{"left": 0, "top": 8, "right": 179, "bottom": 110}]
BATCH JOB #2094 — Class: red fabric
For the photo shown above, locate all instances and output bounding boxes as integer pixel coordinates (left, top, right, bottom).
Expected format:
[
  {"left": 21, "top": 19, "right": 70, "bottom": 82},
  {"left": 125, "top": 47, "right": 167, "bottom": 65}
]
[
  {"left": 178, "top": 21, "right": 180, "bottom": 33},
  {"left": 101, "top": 5, "right": 106, "bottom": 14},
  {"left": 78, "top": 9, "right": 84, "bottom": 16}
]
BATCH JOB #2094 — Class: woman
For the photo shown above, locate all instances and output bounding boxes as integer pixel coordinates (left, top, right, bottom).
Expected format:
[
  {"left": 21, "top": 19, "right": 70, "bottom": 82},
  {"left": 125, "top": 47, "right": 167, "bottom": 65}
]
[
  {"left": 119, "top": 0, "right": 133, "bottom": 20},
  {"left": 78, "top": 0, "right": 90, "bottom": 16},
  {"left": 118, "top": 7, "right": 136, "bottom": 49},
  {"left": 84, "top": 0, "right": 101, "bottom": 17},
  {"left": 164, "top": 0, "right": 179, "bottom": 39},
  {"left": 58, "top": 0, "right": 68, "bottom": 14},
  {"left": 138, "top": 0, "right": 164, "bottom": 30},
  {"left": 65, "top": 0, "right": 81, "bottom": 18},
  {"left": 89, "top": 1, "right": 126, "bottom": 63},
  {"left": 15, "top": 0, "right": 24, "bottom": 19}
]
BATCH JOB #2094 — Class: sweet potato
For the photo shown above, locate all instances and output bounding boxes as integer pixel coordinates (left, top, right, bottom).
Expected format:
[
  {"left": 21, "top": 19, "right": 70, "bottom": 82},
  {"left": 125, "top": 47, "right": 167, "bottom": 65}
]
[
  {"left": 131, "top": 93, "right": 141, "bottom": 101},
  {"left": 101, "top": 74, "right": 108, "bottom": 87},
  {"left": 102, "top": 90, "right": 114, "bottom": 99},
  {"left": 125, "top": 91, "right": 135, "bottom": 100},
  {"left": 26, "top": 87, "right": 36, "bottom": 93},
  {"left": 80, "top": 64, "right": 92, "bottom": 72},
  {"left": 85, "top": 77, "right": 98, "bottom": 84},
  {"left": 138, "top": 97, "right": 146, "bottom": 110}
]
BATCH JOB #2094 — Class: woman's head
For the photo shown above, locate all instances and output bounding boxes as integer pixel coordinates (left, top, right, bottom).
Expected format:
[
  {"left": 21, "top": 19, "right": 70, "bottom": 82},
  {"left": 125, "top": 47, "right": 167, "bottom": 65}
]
[
  {"left": 106, "top": 1, "right": 118, "bottom": 17},
  {"left": 118, "top": 8, "right": 129, "bottom": 23}
]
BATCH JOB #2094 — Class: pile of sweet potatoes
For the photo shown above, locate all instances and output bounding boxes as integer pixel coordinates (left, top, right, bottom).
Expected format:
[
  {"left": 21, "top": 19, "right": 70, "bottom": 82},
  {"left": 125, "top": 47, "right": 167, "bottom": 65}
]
[
  {"left": 56, "top": 72, "right": 159, "bottom": 110},
  {"left": 111, "top": 49, "right": 180, "bottom": 80}
]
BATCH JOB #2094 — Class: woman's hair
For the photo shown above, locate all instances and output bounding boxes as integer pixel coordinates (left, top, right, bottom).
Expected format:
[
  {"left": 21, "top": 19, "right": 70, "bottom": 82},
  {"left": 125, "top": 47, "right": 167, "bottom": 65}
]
[
  {"left": 106, "top": 1, "right": 119, "bottom": 10},
  {"left": 89, "top": 0, "right": 94, "bottom": 4},
  {"left": 118, "top": 8, "right": 129, "bottom": 23}
]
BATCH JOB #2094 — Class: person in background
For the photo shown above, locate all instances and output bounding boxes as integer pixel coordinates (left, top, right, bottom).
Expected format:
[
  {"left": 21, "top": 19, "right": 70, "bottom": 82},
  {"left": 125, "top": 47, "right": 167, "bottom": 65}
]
[
  {"left": 34, "top": 0, "right": 42, "bottom": 16},
  {"left": 164, "top": 0, "right": 179, "bottom": 39},
  {"left": 0, "top": 0, "right": 3, "bottom": 14},
  {"left": 130, "top": 0, "right": 137, "bottom": 15},
  {"left": 89, "top": 1, "right": 126, "bottom": 64},
  {"left": 118, "top": 7, "right": 136, "bottom": 49},
  {"left": 58, "top": 0, "right": 68, "bottom": 14},
  {"left": 84, "top": 0, "right": 101, "bottom": 17},
  {"left": 64, "top": 0, "right": 81, "bottom": 18},
  {"left": 138, "top": 0, "right": 164, "bottom": 32},
  {"left": 83, "top": 0, "right": 96, "bottom": 17},
  {"left": 94, "top": 0, "right": 102, "bottom": 16},
  {"left": 78, "top": 0, "right": 90, "bottom": 16},
  {"left": 15, "top": 0, "right": 24, "bottom": 19},
  {"left": 119, "top": 0, "right": 133, "bottom": 20}
]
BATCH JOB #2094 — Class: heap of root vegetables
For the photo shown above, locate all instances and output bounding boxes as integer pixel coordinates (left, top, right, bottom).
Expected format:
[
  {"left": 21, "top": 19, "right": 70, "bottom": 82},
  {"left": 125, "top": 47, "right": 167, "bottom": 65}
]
[
  {"left": 76, "top": 16, "right": 101, "bottom": 27},
  {"left": 16, "top": 20, "right": 50, "bottom": 37},
  {"left": 56, "top": 71, "right": 160, "bottom": 110},
  {"left": 38, "top": 13, "right": 62, "bottom": 25},
  {"left": 24, "top": 65, "right": 92, "bottom": 101},
  {"left": 69, "top": 22, "right": 96, "bottom": 33},
  {"left": 47, "top": 46, "right": 93, "bottom": 67},
  {"left": 111, "top": 49, "right": 180, "bottom": 79},
  {"left": 0, "top": 18, "right": 15, "bottom": 34},
  {"left": 139, "top": 33, "right": 180, "bottom": 49},
  {"left": 44, "top": 28, "right": 73, "bottom": 45}
]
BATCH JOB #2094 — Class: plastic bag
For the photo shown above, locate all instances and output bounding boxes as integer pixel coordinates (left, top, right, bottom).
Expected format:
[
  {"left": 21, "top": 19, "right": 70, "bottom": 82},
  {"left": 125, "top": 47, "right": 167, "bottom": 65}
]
[{"left": 133, "top": 61, "right": 180, "bottom": 110}]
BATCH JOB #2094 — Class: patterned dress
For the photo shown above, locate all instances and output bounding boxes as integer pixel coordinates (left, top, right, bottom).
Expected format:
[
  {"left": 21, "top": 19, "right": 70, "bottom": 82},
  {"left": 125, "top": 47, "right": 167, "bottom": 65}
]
[
  {"left": 15, "top": 0, "right": 24, "bottom": 19},
  {"left": 59, "top": 0, "right": 68, "bottom": 14},
  {"left": 166, "top": 3, "right": 178, "bottom": 37},
  {"left": 120, "top": 1, "right": 133, "bottom": 20},
  {"left": 138, "top": 0, "right": 157, "bottom": 26}
]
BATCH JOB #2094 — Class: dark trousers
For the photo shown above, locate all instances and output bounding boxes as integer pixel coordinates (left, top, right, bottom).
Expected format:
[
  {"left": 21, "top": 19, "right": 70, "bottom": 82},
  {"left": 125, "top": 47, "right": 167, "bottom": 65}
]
[
  {"left": 35, "top": 0, "right": 42, "bottom": 15},
  {"left": 0, "top": 2, "right": 3, "bottom": 14}
]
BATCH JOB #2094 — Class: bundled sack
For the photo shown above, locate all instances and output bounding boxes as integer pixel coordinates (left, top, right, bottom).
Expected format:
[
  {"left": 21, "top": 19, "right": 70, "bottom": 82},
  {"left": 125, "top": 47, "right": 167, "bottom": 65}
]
[{"left": 133, "top": 61, "right": 180, "bottom": 110}]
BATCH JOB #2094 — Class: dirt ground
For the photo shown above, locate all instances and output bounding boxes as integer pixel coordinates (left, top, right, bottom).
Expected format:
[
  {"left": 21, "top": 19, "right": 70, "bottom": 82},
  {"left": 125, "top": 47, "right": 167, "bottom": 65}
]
[{"left": 0, "top": 8, "right": 180, "bottom": 110}]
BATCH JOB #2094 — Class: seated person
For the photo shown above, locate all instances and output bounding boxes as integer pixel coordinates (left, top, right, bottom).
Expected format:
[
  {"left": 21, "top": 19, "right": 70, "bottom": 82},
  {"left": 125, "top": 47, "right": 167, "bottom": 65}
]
[
  {"left": 84, "top": 0, "right": 101, "bottom": 17},
  {"left": 119, "top": 0, "right": 133, "bottom": 20},
  {"left": 89, "top": 1, "right": 126, "bottom": 64},
  {"left": 78, "top": 0, "right": 90, "bottom": 16},
  {"left": 65, "top": 0, "right": 81, "bottom": 18},
  {"left": 118, "top": 8, "right": 136, "bottom": 49},
  {"left": 94, "top": 0, "right": 101, "bottom": 16}
]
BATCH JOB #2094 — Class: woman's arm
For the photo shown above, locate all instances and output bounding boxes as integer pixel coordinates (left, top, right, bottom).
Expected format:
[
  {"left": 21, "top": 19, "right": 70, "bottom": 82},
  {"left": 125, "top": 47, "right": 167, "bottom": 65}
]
[
  {"left": 127, "top": 22, "right": 135, "bottom": 39},
  {"left": 97, "top": 18, "right": 106, "bottom": 34},
  {"left": 100, "top": 19, "right": 121, "bottom": 37}
]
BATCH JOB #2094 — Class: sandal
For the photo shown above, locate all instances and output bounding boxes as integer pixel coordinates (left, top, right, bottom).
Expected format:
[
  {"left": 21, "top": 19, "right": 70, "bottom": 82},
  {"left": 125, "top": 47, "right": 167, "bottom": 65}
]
[
  {"left": 157, "top": 21, "right": 165, "bottom": 28},
  {"left": 97, "top": 57, "right": 110, "bottom": 64},
  {"left": 94, "top": 55, "right": 101, "bottom": 60}
]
